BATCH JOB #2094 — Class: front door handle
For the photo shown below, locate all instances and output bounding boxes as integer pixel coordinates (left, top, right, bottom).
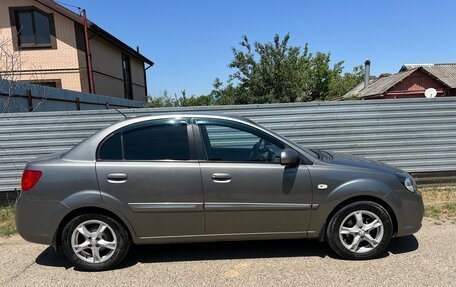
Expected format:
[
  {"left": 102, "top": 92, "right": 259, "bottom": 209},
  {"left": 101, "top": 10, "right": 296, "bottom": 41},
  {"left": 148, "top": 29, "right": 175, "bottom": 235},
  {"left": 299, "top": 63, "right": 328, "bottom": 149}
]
[
  {"left": 211, "top": 173, "right": 231, "bottom": 183},
  {"left": 107, "top": 173, "right": 128, "bottom": 183}
]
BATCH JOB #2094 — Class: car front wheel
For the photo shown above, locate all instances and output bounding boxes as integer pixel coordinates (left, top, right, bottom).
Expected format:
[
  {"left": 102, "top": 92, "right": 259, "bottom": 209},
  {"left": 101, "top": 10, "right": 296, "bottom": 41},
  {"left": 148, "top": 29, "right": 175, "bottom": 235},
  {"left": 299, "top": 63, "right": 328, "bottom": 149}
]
[
  {"left": 326, "top": 201, "right": 393, "bottom": 260},
  {"left": 62, "top": 214, "right": 130, "bottom": 271}
]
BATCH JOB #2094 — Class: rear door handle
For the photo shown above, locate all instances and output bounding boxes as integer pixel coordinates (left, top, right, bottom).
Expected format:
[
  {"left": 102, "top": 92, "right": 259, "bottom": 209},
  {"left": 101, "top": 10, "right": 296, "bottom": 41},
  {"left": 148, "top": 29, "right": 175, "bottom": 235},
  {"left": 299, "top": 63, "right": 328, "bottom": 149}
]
[
  {"left": 107, "top": 173, "right": 128, "bottom": 183},
  {"left": 211, "top": 173, "right": 231, "bottom": 183}
]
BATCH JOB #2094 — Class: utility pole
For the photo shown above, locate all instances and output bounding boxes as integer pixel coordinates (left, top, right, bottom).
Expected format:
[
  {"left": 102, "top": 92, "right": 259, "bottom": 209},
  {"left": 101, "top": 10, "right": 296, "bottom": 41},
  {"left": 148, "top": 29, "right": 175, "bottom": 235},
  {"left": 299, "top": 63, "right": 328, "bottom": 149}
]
[{"left": 82, "top": 9, "right": 95, "bottom": 94}]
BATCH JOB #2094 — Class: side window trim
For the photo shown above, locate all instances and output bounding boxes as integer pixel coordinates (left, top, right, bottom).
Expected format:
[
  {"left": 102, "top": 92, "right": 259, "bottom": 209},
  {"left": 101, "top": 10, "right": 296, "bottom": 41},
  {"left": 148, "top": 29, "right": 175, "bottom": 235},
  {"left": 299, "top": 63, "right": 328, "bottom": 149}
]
[
  {"left": 97, "top": 119, "right": 195, "bottom": 162},
  {"left": 187, "top": 123, "right": 199, "bottom": 161},
  {"left": 190, "top": 122, "right": 208, "bottom": 161},
  {"left": 120, "top": 130, "right": 125, "bottom": 160}
]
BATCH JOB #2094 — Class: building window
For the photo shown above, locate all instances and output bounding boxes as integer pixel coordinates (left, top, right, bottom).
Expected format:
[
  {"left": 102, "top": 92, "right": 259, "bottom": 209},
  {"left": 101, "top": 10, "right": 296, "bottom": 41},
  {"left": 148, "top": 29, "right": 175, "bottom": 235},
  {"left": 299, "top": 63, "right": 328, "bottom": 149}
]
[
  {"left": 15, "top": 9, "right": 52, "bottom": 47},
  {"left": 37, "top": 81, "right": 57, "bottom": 88},
  {"left": 28, "top": 81, "right": 58, "bottom": 88},
  {"left": 122, "top": 54, "right": 133, "bottom": 100},
  {"left": 24, "top": 79, "right": 62, "bottom": 88}
]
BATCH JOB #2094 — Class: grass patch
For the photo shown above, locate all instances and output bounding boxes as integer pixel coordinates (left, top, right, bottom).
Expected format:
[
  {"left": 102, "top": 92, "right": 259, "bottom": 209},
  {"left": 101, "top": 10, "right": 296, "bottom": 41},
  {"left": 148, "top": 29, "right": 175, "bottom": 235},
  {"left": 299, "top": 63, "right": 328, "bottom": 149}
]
[
  {"left": 420, "top": 185, "right": 456, "bottom": 220},
  {"left": 0, "top": 205, "right": 16, "bottom": 237}
]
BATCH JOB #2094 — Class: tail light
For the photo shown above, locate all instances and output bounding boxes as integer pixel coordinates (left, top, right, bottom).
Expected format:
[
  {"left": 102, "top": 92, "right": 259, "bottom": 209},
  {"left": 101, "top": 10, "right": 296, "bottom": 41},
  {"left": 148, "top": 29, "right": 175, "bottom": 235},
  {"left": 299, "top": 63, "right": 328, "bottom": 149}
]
[{"left": 21, "top": 170, "right": 42, "bottom": 192}]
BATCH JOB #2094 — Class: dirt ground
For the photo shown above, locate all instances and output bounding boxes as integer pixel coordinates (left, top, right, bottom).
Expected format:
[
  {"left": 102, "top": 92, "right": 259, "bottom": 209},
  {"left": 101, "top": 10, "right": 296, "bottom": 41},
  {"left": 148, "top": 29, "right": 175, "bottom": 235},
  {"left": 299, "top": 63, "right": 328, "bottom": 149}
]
[{"left": 0, "top": 218, "right": 455, "bottom": 286}]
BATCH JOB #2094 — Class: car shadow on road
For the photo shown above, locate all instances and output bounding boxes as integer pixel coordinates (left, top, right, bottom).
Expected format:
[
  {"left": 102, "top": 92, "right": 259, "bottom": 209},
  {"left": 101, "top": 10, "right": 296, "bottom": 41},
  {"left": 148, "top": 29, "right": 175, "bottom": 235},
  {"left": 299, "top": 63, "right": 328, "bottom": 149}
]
[
  {"left": 35, "top": 235, "right": 419, "bottom": 271},
  {"left": 388, "top": 235, "right": 419, "bottom": 254}
]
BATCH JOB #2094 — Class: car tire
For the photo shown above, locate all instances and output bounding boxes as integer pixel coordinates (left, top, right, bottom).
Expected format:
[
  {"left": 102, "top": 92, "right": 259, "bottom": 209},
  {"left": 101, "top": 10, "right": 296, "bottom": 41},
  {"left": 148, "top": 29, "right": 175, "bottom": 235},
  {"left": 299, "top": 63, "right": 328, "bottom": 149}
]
[
  {"left": 326, "top": 201, "right": 393, "bottom": 260},
  {"left": 62, "top": 214, "right": 130, "bottom": 271}
]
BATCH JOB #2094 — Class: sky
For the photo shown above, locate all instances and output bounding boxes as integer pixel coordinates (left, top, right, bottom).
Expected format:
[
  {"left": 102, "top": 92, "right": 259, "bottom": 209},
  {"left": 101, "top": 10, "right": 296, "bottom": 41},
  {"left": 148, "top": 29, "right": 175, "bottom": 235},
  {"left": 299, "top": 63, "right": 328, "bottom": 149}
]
[{"left": 67, "top": 0, "right": 456, "bottom": 97}]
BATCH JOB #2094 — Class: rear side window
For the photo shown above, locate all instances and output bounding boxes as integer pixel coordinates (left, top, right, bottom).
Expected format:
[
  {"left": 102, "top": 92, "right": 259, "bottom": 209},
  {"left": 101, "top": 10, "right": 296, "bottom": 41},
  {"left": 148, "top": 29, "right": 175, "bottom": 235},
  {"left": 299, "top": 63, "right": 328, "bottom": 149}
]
[
  {"left": 123, "top": 123, "right": 189, "bottom": 160},
  {"left": 98, "top": 121, "right": 190, "bottom": 161},
  {"left": 99, "top": 133, "right": 122, "bottom": 160}
]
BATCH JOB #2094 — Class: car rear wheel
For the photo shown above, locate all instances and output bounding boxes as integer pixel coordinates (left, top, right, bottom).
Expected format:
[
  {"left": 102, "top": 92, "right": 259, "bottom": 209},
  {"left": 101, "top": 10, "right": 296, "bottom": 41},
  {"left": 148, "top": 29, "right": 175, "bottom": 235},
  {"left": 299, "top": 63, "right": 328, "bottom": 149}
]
[
  {"left": 326, "top": 201, "right": 393, "bottom": 260},
  {"left": 62, "top": 214, "right": 130, "bottom": 271}
]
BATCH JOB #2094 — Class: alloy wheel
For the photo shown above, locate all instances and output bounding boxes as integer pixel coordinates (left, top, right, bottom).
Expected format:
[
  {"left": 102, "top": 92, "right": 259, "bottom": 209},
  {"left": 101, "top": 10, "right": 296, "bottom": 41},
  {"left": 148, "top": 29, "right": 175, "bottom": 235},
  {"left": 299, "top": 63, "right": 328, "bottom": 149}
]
[
  {"left": 338, "top": 210, "right": 384, "bottom": 254},
  {"left": 70, "top": 219, "right": 117, "bottom": 264}
]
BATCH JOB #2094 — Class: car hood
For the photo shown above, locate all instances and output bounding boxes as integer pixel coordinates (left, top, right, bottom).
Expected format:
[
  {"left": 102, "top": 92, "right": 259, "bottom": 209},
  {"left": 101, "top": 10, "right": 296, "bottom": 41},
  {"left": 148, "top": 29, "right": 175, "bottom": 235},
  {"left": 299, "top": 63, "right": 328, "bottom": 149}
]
[{"left": 322, "top": 150, "right": 405, "bottom": 175}]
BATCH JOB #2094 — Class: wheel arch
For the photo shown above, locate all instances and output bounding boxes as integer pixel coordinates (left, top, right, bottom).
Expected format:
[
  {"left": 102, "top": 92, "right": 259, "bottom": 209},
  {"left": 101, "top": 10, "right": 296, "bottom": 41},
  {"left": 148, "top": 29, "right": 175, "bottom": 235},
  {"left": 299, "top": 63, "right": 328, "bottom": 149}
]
[
  {"left": 53, "top": 206, "right": 133, "bottom": 251},
  {"left": 318, "top": 195, "right": 398, "bottom": 241}
]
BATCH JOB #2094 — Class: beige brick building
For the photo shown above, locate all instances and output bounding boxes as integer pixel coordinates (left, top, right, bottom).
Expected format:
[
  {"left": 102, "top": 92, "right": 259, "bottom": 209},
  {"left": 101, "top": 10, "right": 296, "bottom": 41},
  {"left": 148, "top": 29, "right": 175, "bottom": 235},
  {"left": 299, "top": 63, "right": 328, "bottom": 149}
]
[{"left": 0, "top": 0, "right": 153, "bottom": 102}]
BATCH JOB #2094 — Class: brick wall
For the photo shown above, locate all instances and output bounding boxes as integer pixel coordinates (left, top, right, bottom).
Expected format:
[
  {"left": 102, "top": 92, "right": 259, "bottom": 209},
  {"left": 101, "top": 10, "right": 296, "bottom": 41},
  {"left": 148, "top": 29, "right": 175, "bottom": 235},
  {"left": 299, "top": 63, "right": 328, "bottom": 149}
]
[
  {"left": 0, "top": 0, "right": 149, "bottom": 101},
  {"left": 0, "top": 0, "right": 82, "bottom": 91}
]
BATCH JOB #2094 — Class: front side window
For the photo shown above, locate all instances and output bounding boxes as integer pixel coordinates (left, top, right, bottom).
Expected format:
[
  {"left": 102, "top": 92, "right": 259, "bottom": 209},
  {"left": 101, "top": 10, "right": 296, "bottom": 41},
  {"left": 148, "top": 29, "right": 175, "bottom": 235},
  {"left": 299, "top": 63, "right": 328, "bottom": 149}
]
[
  {"left": 98, "top": 120, "right": 190, "bottom": 161},
  {"left": 198, "top": 120, "right": 284, "bottom": 163},
  {"left": 16, "top": 10, "right": 51, "bottom": 47}
]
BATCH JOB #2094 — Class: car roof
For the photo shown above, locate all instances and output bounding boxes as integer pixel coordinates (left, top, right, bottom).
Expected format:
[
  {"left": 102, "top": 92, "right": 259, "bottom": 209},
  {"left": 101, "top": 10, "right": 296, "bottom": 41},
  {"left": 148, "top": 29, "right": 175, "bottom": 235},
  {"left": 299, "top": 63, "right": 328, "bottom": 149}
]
[{"left": 127, "top": 112, "right": 252, "bottom": 122}]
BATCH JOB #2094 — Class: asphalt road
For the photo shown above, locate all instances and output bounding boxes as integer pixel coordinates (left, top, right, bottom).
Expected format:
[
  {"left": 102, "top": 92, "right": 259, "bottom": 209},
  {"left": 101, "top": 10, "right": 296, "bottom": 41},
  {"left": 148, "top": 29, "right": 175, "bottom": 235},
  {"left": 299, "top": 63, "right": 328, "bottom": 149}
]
[{"left": 1, "top": 218, "right": 455, "bottom": 287}]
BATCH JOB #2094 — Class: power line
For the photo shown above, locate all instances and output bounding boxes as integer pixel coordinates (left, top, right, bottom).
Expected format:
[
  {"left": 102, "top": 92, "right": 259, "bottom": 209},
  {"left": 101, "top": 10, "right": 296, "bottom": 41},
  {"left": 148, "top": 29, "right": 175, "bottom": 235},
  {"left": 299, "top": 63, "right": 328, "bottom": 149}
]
[{"left": 54, "top": 1, "right": 82, "bottom": 14}]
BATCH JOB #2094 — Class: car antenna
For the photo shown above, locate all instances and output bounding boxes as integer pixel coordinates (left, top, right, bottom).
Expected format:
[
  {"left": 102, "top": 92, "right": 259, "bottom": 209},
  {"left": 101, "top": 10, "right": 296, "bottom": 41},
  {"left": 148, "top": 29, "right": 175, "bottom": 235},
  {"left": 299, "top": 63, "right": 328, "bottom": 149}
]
[{"left": 114, "top": 108, "right": 128, "bottom": 119}]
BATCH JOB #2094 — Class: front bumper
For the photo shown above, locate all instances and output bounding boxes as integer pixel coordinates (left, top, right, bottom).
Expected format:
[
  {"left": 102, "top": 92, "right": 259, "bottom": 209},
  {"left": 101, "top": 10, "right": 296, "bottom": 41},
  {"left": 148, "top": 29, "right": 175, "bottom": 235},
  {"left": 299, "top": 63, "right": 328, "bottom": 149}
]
[{"left": 385, "top": 190, "right": 424, "bottom": 237}]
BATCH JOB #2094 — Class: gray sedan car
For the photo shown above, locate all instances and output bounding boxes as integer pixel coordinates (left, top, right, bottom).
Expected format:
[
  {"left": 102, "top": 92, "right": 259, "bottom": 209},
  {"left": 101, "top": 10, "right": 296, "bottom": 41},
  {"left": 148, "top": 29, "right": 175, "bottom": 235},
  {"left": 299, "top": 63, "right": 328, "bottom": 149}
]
[{"left": 16, "top": 114, "right": 423, "bottom": 271}]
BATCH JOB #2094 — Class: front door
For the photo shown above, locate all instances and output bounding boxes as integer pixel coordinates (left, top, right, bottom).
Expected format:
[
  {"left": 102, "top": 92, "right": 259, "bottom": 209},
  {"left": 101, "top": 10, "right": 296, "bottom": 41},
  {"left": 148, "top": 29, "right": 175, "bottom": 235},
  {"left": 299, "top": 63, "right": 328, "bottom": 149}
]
[
  {"left": 194, "top": 118, "right": 313, "bottom": 235},
  {"left": 96, "top": 118, "right": 204, "bottom": 238}
]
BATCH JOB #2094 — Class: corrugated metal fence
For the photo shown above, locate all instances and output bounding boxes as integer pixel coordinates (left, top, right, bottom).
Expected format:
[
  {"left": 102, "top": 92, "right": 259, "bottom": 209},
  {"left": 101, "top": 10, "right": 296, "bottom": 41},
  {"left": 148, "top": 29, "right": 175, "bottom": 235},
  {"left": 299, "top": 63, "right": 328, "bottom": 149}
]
[
  {"left": 1, "top": 97, "right": 456, "bottom": 193},
  {"left": 0, "top": 80, "right": 143, "bottom": 113}
]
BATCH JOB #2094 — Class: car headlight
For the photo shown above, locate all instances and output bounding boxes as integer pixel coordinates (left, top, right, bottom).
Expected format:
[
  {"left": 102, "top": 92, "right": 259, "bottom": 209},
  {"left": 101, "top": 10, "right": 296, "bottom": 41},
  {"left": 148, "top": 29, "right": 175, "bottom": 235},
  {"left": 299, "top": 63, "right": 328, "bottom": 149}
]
[{"left": 396, "top": 173, "right": 416, "bottom": 193}]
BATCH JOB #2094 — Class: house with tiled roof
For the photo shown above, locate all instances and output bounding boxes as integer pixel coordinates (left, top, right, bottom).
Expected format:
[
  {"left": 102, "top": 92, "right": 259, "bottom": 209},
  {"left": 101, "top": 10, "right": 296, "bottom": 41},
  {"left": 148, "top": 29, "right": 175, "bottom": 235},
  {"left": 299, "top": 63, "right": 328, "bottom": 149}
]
[{"left": 342, "top": 62, "right": 456, "bottom": 100}]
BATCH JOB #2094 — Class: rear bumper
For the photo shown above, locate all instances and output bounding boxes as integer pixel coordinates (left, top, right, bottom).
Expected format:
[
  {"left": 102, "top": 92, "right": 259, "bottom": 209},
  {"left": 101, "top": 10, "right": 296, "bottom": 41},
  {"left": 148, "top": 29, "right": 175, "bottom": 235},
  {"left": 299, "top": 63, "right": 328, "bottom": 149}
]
[{"left": 15, "top": 195, "right": 68, "bottom": 245}]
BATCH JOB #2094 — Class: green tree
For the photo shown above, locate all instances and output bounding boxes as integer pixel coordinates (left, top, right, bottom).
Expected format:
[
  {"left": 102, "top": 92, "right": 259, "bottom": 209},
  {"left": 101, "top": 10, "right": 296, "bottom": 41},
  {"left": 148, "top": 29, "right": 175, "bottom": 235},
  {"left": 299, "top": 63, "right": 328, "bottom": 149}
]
[
  {"left": 144, "top": 90, "right": 176, "bottom": 108},
  {"left": 144, "top": 33, "right": 364, "bottom": 108},
  {"left": 179, "top": 90, "right": 212, "bottom": 106},
  {"left": 328, "top": 65, "right": 364, "bottom": 99},
  {"left": 208, "top": 78, "right": 236, "bottom": 105},
  {"left": 219, "top": 33, "right": 363, "bottom": 103},
  {"left": 145, "top": 90, "right": 213, "bottom": 108}
]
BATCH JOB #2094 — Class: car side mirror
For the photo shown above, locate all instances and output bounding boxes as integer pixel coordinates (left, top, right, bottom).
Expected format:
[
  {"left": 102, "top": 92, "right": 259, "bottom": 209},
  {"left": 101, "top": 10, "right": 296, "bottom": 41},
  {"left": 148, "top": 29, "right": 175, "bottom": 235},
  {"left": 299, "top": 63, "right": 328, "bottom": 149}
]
[{"left": 280, "top": 148, "right": 300, "bottom": 166}]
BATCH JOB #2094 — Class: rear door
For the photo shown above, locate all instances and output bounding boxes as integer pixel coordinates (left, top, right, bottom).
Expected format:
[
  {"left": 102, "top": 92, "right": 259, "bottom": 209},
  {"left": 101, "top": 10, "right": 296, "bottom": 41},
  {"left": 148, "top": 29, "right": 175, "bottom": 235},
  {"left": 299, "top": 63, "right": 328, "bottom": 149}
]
[
  {"left": 194, "top": 118, "right": 313, "bottom": 235},
  {"left": 96, "top": 118, "right": 204, "bottom": 238}
]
